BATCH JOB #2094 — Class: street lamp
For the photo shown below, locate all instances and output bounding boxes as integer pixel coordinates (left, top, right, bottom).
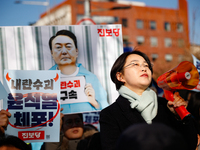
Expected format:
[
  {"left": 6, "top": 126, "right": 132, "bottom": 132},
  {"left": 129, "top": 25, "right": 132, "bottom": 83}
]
[
  {"left": 15, "top": 0, "right": 50, "bottom": 24},
  {"left": 15, "top": 0, "right": 49, "bottom": 6}
]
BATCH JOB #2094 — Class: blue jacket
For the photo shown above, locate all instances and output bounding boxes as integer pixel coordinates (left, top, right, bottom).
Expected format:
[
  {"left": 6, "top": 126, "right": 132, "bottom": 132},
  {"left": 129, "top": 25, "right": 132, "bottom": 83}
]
[{"left": 49, "top": 63, "right": 108, "bottom": 114}]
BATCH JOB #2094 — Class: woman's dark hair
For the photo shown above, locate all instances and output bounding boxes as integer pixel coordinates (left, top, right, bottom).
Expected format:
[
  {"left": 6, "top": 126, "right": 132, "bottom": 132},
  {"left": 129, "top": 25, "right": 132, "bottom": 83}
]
[
  {"left": 110, "top": 50, "right": 153, "bottom": 90},
  {"left": 49, "top": 29, "right": 78, "bottom": 51}
]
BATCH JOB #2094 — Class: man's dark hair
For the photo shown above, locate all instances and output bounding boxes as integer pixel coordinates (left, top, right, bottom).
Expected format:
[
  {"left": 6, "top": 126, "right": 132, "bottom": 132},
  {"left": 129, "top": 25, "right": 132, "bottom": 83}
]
[
  {"left": 110, "top": 50, "right": 153, "bottom": 90},
  {"left": 116, "top": 123, "right": 188, "bottom": 150},
  {"left": 0, "top": 135, "right": 31, "bottom": 150},
  {"left": 49, "top": 29, "right": 78, "bottom": 51},
  {"left": 84, "top": 124, "right": 99, "bottom": 132}
]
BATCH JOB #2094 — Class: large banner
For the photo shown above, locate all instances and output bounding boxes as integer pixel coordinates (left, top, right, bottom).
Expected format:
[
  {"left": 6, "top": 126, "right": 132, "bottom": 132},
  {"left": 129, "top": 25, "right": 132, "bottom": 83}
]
[
  {"left": 0, "top": 25, "right": 123, "bottom": 108},
  {"left": 0, "top": 25, "right": 123, "bottom": 143}
]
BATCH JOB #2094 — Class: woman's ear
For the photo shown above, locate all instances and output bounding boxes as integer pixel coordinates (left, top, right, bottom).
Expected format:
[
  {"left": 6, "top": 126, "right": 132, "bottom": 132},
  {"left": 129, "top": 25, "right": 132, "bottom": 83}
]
[{"left": 116, "top": 72, "right": 125, "bottom": 82}]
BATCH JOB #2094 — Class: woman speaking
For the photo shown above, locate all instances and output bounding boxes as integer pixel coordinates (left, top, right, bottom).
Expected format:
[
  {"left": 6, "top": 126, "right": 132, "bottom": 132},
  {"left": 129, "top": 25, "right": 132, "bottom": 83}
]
[{"left": 100, "top": 50, "right": 198, "bottom": 150}]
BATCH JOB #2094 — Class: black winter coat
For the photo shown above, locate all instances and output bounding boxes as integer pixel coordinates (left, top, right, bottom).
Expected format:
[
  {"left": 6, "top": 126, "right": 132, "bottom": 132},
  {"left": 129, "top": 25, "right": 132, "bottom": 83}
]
[{"left": 100, "top": 95, "right": 198, "bottom": 150}]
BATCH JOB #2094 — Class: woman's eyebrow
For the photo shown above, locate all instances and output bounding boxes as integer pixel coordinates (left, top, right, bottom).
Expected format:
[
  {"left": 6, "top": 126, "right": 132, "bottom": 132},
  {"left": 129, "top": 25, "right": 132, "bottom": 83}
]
[
  {"left": 129, "top": 60, "right": 148, "bottom": 64},
  {"left": 130, "top": 60, "right": 138, "bottom": 63}
]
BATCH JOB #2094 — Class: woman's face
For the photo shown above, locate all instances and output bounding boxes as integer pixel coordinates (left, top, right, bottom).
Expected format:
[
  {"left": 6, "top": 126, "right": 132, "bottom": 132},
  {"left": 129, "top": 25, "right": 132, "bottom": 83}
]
[
  {"left": 117, "top": 54, "right": 152, "bottom": 93},
  {"left": 62, "top": 114, "right": 83, "bottom": 140}
]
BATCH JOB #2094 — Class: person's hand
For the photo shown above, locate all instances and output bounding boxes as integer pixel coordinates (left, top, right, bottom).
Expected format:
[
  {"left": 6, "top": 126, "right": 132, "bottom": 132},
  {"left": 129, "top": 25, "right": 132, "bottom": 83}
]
[
  {"left": 0, "top": 109, "right": 11, "bottom": 136},
  {"left": 60, "top": 108, "right": 64, "bottom": 131},
  {"left": 85, "top": 83, "right": 99, "bottom": 109},
  {"left": 197, "top": 134, "right": 200, "bottom": 149},
  {"left": 167, "top": 92, "right": 188, "bottom": 116}
]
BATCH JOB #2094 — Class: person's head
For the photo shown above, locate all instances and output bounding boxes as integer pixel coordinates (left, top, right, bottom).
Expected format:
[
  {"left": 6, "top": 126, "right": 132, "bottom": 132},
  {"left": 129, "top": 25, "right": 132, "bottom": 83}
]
[
  {"left": 110, "top": 50, "right": 153, "bottom": 92},
  {"left": 62, "top": 113, "right": 84, "bottom": 140},
  {"left": 187, "top": 91, "right": 200, "bottom": 133},
  {"left": 187, "top": 91, "right": 200, "bottom": 119},
  {"left": 83, "top": 124, "right": 99, "bottom": 139},
  {"left": 0, "top": 135, "right": 31, "bottom": 150},
  {"left": 116, "top": 123, "right": 187, "bottom": 150},
  {"left": 49, "top": 30, "right": 78, "bottom": 66},
  {"left": 83, "top": 124, "right": 98, "bottom": 132}
]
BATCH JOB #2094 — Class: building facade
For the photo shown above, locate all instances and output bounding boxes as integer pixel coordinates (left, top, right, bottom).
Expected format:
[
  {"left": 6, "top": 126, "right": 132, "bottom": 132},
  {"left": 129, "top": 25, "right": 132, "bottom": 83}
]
[
  {"left": 190, "top": 44, "right": 200, "bottom": 60},
  {"left": 34, "top": 0, "right": 190, "bottom": 79}
]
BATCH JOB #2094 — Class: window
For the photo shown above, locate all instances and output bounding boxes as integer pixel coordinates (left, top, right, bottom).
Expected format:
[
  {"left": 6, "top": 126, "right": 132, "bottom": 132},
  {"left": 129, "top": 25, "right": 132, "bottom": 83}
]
[
  {"left": 76, "top": 0, "right": 84, "bottom": 4},
  {"left": 165, "top": 54, "right": 173, "bottom": 62},
  {"left": 136, "top": 20, "right": 143, "bottom": 29},
  {"left": 178, "top": 55, "right": 183, "bottom": 62},
  {"left": 151, "top": 54, "right": 158, "bottom": 61},
  {"left": 177, "top": 39, "right": 184, "bottom": 47},
  {"left": 122, "top": 18, "right": 128, "bottom": 27},
  {"left": 123, "top": 36, "right": 133, "bottom": 52},
  {"left": 137, "top": 36, "right": 144, "bottom": 45},
  {"left": 177, "top": 23, "right": 183, "bottom": 32},
  {"left": 150, "top": 21, "right": 156, "bottom": 30},
  {"left": 164, "top": 38, "right": 172, "bottom": 47},
  {"left": 164, "top": 22, "right": 171, "bottom": 31},
  {"left": 150, "top": 37, "right": 158, "bottom": 47}
]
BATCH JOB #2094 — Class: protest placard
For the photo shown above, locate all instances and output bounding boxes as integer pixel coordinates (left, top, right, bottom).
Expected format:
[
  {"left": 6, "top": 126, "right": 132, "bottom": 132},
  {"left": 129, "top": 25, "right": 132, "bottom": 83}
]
[
  {"left": 0, "top": 25, "right": 123, "bottom": 108},
  {"left": 3, "top": 70, "right": 60, "bottom": 142},
  {"left": 0, "top": 81, "right": 8, "bottom": 109},
  {"left": 192, "top": 54, "right": 200, "bottom": 91},
  {"left": 60, "top": 76, "right": 88, "bottom": 104}
]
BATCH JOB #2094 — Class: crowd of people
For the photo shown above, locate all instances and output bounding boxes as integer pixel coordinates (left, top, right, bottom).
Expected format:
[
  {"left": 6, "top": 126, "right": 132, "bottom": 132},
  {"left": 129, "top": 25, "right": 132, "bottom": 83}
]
[{"left": 0, "top": 30, "right": 200, "bottom": 150}]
